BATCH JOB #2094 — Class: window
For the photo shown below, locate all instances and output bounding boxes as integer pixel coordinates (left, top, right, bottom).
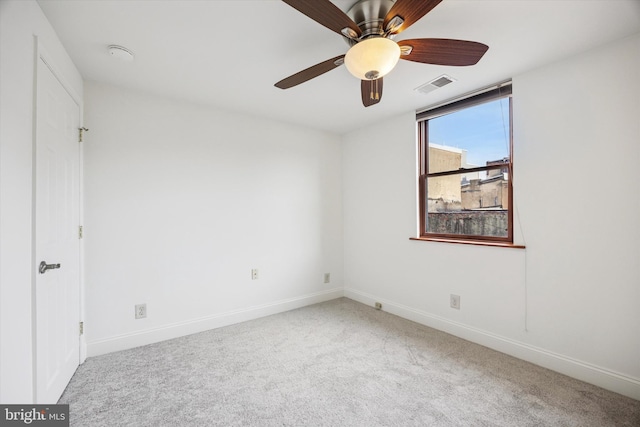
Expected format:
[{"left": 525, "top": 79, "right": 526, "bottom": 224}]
[{"left": 417, "top": 83, "right": 513, "bottom": 244}]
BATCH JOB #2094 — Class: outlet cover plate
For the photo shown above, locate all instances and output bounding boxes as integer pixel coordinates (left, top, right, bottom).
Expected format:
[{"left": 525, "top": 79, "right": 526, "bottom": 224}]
[
  {"left": 450, "top": 294, "right": 460, "bottom": 310},
  {"left": 135, "top": 303, "right": 147, "bottom": 319}
]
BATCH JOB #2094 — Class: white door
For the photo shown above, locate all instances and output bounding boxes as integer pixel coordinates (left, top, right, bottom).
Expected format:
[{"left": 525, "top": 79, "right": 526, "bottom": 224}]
[{"left": 35, "top": 56, "right": 81, "bottom": 403}]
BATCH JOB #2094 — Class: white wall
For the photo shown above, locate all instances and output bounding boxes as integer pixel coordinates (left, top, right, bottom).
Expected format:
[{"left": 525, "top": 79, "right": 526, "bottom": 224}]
[
  {"left": 0, "top": 0, "right": 83, "bottom": 403},
  {"left": 83, "top": 82, "right": 343, "bottom": 356},
  {"left": 342, "top": 33, "right": 640, "bottom": 399}
]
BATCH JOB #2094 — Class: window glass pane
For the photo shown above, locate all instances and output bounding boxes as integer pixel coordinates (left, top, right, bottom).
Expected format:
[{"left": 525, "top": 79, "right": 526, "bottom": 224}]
[
  {"left": 428, "top": 98, "right": 510, "bottom": 174},
  {"left": 426, "top": 172, "right": 509, "bottom": 238}
]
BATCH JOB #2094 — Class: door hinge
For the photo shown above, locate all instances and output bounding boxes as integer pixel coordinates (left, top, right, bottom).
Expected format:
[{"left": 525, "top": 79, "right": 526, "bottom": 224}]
[
  {"left": 78, "top": 127, "right": 89, "bottom": 142},
  {"left": 79, "top": 322, "right": 84, "bottom": 335},
  {"left": 78, "top": 225, "right": 83, "bottom": 239}
]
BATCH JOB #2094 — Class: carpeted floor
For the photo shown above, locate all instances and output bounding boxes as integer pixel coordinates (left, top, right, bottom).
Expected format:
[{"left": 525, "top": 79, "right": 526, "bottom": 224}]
[{"left": 59, "top": 297, "right": 640, "bottom": 426}]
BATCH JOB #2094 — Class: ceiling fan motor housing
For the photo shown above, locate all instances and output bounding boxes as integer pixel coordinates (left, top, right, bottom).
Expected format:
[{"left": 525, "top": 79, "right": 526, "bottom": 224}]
[{"left": 344, "top": 0, "right": 397, "bottom": 45}]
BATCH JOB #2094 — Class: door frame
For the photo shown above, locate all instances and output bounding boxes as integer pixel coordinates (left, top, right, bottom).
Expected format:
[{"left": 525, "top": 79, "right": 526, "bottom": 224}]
[{"left": 32, "top": 37, "right": 86, "bottom": 402}]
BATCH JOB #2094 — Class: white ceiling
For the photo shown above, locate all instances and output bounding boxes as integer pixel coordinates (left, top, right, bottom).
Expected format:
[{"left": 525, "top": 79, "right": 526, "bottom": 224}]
[{"left": 38, "top": 0, "right": 640, "bottom": 135}]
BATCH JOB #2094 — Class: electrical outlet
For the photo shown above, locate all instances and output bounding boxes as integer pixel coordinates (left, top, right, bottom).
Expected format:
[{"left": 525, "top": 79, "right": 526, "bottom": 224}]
[
  {"left": 323, "top": 273, "right": 330, "bottom": 283},
  {"left": 135, "top": 303, "right": 147, "bottom": 319},
  {"left": 374, "top": 302, "right": 382, "bottom": 310},
  {"left": 251, "top": 269, "right": 259, "bottom": 280},
  {"left": 450, "top": 294, "right": 460, "bottom": 310}
]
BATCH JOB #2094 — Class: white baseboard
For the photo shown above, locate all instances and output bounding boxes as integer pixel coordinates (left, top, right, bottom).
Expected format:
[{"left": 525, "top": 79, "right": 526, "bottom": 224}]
[
  {"left": 87, "top": 288, "right": 343, "bottom": 357},
  {"left": 344, "top": 287, "right": 640, "bottom": 401}
]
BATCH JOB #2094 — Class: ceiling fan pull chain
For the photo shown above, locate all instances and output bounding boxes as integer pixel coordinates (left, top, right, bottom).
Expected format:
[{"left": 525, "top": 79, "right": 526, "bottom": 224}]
[{"left": 369, "top": 79, "right": 381, "bottom": 101}]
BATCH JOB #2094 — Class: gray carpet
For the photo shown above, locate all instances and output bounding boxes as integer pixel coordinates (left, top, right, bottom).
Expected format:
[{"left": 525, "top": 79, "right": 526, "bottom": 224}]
[{"left": 59, "top": 298, "right": 640, "bottom": 426}]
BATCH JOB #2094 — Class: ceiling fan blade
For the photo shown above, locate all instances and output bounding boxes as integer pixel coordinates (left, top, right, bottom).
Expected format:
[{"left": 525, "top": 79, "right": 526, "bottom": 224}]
[
  {"left": 383, "top": 0, "right": 443, "bottom": 34},
  {"left": 361, "top": 78, "right": 383, "bottom": 107},
  {"left": 399, "top": 38, "right": 489, "bottom": 66},
  {"left": 275, "top": 55, "right": 345, "bottom": 89},
  {"left": 282, "top": 0, "right": 361, "bottom": 38}
]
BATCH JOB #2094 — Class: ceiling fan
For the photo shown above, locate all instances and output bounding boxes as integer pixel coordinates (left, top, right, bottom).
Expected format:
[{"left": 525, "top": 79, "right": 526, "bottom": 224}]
[{"left": 274, "top": 0, "right": 489, "bottom": 107}]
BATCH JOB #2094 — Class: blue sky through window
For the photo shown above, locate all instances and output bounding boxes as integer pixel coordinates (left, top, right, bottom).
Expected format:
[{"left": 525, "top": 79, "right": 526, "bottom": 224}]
[{"left": 428, "top": 98, "right": 510, "bottom": 167}]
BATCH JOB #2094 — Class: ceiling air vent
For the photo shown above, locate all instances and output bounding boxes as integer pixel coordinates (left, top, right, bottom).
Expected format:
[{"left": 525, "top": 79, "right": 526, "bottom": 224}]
[{"left": 414, "top": 74, "right": 456, "bottom": 95}]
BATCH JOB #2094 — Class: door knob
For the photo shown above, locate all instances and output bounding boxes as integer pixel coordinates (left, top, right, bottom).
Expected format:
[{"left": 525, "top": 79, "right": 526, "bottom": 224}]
[{"left": 39, "top": 261, "right": 61, "bottom": 274}]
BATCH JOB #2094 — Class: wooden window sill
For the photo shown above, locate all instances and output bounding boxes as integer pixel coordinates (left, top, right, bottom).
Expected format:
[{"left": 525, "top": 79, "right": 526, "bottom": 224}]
[{"left": 410, "top": 237, "right": 525, "bottom": 249}]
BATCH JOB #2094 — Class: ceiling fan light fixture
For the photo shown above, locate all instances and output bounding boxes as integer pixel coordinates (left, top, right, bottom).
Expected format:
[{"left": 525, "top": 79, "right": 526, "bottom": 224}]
[{"left": 344, "top": 37, "right": 400, "bottom": 80}]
